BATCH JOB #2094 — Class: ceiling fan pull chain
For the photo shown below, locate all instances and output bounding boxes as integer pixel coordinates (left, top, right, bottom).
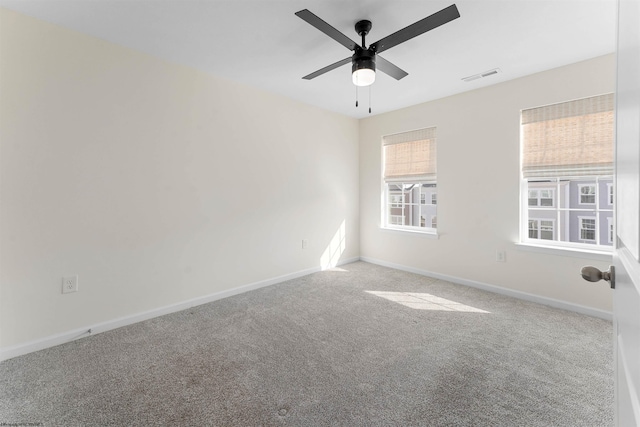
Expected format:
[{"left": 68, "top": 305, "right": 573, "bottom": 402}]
[
  {"left": 356, "top": 85, "right": 359, "bottom": 107},
  {"left": 369, "top": 85, "right": 372, "bottom": 114}
]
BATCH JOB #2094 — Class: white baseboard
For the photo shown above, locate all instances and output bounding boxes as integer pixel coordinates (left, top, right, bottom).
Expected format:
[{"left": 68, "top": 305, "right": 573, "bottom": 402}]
[
  {"left": 360, "top": 256, "right": 613, "bottom": 321},
  {"left": 1, "top": 255, "right": 608, "bottom": 362},
  {"left": 0, "top": 257, "right": 359, "bottom": 362}
]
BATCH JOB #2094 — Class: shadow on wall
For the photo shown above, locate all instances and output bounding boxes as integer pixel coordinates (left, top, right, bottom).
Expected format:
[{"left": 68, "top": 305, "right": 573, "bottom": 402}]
[{"left": 320, "top": 220, "right": 346, "bottom": 270}]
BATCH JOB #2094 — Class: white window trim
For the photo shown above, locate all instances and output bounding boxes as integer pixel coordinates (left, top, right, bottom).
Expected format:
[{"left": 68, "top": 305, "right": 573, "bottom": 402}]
[
  {"left": 515, "top": 242, "right": 611, "bottom": 261},
  {"left": 578, "top": 183, "right": 596, "bottom": 205}
]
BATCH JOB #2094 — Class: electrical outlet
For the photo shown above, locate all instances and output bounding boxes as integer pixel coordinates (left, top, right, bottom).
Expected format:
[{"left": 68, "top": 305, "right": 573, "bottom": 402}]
[
  {"left": 302, "top": 239, "right": 308, "bottom": 249},
  {"left": 62, "top": 275, "right": 78, "bottom": 294},
  {"left": 496, "top": 251, "right": 506, "bottom": 263}
]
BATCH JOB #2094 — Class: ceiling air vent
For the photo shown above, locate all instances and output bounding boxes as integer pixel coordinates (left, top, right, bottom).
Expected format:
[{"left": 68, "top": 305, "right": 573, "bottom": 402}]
[{"left": 462, "top": 68, "right": 501, "bottom": 82}]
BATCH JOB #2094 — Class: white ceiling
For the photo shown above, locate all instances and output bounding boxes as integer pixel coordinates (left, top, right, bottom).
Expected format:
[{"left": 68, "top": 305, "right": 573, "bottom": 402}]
[{"left": 0, "top": 0, "right": 617, "bottom": 118}]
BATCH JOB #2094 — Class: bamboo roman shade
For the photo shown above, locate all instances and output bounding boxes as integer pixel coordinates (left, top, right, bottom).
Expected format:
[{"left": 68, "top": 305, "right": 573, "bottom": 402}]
[
  {"left": 383, "top": 127, "right": 437, "bottom": 181},
  {"left": 521, "top": 93, "right": 614, "bottom": 178}
]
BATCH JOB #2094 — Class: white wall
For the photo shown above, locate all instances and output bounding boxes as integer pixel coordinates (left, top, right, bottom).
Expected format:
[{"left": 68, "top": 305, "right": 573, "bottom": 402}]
[
  {"left": 0, "top": 9, "right": 359, "bottom": 350},
  {"left": 0, "top": 7, "right": 616, "bottom": 355},
  {"left": 359, "top": 54, "right": 615, "bottom": 313}
]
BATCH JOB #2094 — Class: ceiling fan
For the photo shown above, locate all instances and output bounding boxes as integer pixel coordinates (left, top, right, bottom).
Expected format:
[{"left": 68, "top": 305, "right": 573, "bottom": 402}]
[{"left": 295, "top": 4, "right": 460, "bottom": 87}]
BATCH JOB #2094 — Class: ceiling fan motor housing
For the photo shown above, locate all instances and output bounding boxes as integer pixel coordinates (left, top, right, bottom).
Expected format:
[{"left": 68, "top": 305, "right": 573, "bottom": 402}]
[{"left": 352, "top": 48, "right": 376, "bottom": 75}]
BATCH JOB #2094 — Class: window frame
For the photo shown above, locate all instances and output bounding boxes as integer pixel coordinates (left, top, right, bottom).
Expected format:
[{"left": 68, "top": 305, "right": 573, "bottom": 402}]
[
  {"left": 383, "top": 181, "right": 437, "bottom": 233},
  {"left": 520, "top": 94, "right": 614, "bottom": 254},
  {"left": 381, "top": 127, "right": 437, "bottom": 235}
]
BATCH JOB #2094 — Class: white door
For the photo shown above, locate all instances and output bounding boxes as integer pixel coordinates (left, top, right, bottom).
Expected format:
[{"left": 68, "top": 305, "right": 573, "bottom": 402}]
[{"left": 613, "top": 0, "right": 640, "bottom": 424}]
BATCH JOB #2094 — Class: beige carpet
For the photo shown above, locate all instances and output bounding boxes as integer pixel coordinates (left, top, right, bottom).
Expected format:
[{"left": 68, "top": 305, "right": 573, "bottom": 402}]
[{"left": 0, "top": 261, "right": 613, "bottom": 426}]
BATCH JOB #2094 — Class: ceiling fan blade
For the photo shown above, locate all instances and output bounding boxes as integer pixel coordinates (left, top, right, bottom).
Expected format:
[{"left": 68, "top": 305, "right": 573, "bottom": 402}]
[
  {"left": 376, "top": 56, "right": 409, "bottom": 80},
  {"left": 370, "top": 4, "right": 460, "bottom": 54},
  {"left": 295, "top": 9, "right": 360, "bottom": 51},
  {"left": 303, "top": 57, "right": 352, "bottom": 80}
]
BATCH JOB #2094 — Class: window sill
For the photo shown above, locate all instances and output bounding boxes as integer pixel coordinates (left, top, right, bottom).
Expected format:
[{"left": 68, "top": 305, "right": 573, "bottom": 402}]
[
  {"left": 515, "top": 242, "right": 612, "bottom": 261},
  {"left": 380, "top": 226, "right": 439, "bottom": 239}
]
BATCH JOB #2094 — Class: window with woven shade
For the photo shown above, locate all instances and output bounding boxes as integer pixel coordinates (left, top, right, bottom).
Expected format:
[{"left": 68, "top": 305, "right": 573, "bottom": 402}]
[
  {"left": 382, "top": 127, "right": 437, "bottom": 233},
  {"left": 520, "top": 94, "right": 614, "bottom": 250}
]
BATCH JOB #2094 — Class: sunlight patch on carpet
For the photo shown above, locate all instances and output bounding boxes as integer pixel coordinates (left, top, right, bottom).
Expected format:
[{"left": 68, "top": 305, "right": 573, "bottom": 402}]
[{"left": 365, "top": 291, "right": 490, "bottom": 313}]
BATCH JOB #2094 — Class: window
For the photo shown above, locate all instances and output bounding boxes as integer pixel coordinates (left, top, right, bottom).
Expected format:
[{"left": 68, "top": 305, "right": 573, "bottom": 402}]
[
  {"left": 431, "top": 216, "right": 437, "bottom": 228},
  {"left": 431, "top": 193, "right": 437, "bottom": 205},
  {"left": 521, "top": 94, "right": 614, "bottom": 250},
  {"left": 382, "top": 127, "right": 437, "bottom": 233},
  {"left": 528, "top": 188, "right": 554, "bottom": 207},
  {"left": 579, "top": 217, "right": 596, "bottom": 241},
  {"left": 579, "top": 184, "right": 596, "bottom": 205},
  {"left": 528, "top": 219, "right": 554, "bottom": 240}
]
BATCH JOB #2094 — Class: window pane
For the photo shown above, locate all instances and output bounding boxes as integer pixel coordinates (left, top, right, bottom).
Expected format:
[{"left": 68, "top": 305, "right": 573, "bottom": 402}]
[
  {"left": 385, "top": 182, "right": 436, "bottom": 231},
  {"left": 525, "top": 177, "right": 611, "bottom": 248}
]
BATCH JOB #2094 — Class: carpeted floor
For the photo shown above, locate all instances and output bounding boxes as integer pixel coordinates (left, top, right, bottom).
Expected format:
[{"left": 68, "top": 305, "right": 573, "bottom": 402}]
[{"left": 0, "top": 261, "right": 613, "bottom": 426}]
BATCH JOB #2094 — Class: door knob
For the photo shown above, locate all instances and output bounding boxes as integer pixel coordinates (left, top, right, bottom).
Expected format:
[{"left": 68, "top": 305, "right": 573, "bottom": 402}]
[{"left": 581, "top": 265, "right": 615, "bottom": 289}]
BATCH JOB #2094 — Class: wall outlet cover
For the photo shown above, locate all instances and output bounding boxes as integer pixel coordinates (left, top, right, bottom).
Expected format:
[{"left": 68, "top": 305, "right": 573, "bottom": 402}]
[{"left": 62, "top": 275, "right": 78, "bottom": 293}]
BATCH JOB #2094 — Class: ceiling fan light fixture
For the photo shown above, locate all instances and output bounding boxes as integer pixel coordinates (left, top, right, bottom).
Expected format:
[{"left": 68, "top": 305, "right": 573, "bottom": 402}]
[
  {"left": 353, "top": 68, "right": 376, "bottom": 86},
  {"left": 352, "top": 51, "right": 376, "bottom": 86}
]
